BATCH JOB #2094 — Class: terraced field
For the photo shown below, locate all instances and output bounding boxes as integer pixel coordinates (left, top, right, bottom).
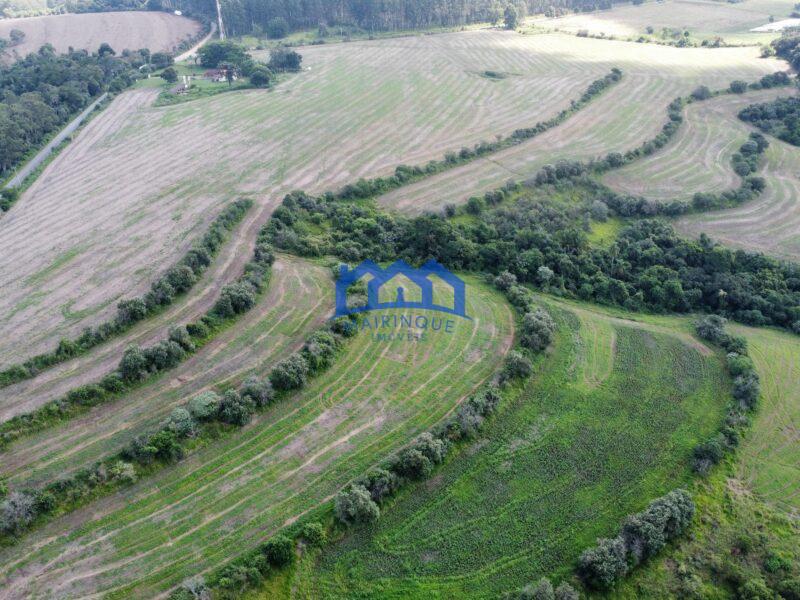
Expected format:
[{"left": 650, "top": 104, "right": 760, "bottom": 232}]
[
  {"left": 0, "top": 275, "right": 513, "bottom": 599},
  {"left": 0, "top": 11, "right": 201, "bottom": 60},
  {"left": 529, "top": 0, "right": 792, "bottom": 44},
  {"left": 674, "top": 96, "right": 800, "bottom": 262},
  {"left": 379, "top": 37, "right": 781, "bottom": 214},
  {"left": 734, "top": 324, "right": 800, "bottom": 515},
  {"left": 604, "top": 87, "right": 794, "bottom": 202},
  {"left": 295, "top": 299, "right": 727, "bottom": 598},
  {"left": 0, "top": 30, "right": 617, "bottom": 368},
  {"left": 0, "top": 254, "right": 330, "bottom": 488}
]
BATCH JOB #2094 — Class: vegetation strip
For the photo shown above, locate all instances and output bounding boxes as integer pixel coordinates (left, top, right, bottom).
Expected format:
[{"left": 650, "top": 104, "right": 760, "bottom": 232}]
[
  {"left": 0, "top": 200, "right": 252, "bottom": 388},
  {"left": 0, "top": 205, "right": 269, "bottom": 448}
]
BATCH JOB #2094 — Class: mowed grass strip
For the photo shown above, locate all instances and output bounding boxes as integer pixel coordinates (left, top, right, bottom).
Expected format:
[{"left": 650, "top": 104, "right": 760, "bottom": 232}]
[
  {"left": 0, "top": 276, "right": 513, "bottom": 599},
  {"left": 0, "top": 255, "right": 329, "bottom": 489},
  {"left": 300, "top": 300, "right": 727, "bottom": 599},
  {"left": 733, "top": 324, "right": 800, "bottom": 513}
]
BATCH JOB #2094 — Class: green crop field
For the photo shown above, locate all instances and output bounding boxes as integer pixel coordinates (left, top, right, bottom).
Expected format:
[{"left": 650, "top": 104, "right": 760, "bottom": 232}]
[
  {"left": 292, "top": 299, "right": 728, "bottom": 598},
  {"left": 0, "top": 274, "right": 513, "bottom": 598}
]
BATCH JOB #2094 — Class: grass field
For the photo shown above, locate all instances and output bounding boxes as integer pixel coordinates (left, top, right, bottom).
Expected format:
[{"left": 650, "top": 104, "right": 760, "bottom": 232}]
[
  {"left": 603, "top": 87, "right": 794, "bottom": 202},
  {"left": 0, "top": 12, "right": 201, "bottom": 60},
  {"left": 528, "top": 0, "right": 794, "bottom": 45},
  {"left": 674, "top": 96, "right": 800, "bottom": 263},
  {"left": 379, "top": 36, "right": 781, "bottom": 214},
  {"left": 294, "top": 299, "right": 728, "bottom": 598},
  {"left": 0, "top": 29, "right": 618, "bottom": 368},
  {"left": 733, "top": 324, "right": 800, "bottom": 515},
  {"left": 0, "top": 274, "right": 513, "bottom": 599}
]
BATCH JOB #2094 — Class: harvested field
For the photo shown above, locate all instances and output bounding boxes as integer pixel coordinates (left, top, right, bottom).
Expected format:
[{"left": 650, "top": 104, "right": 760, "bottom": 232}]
[
  {"left": 734, "top": 323, "right": 800, "bottom": 515},
  {"left": 0, "top": 30, "right": 616, "bottom": 368},
  {"left": 298, "top": 298, "right": 727, "bottom": 598},
  {"left": 0, "top": 11, "right": 201, "bottom": 60},
  {"left": 0, "top": 275, "right": 514, "bottom": 599},
  {"left": 529, "top": 0, "right": 792, "bottom": 43},
  {"left": 0, "top": 254, "right": 330, "bottom": 488},
  {"left": 603, "top": 87, "right": 794, "bottom": 202},
  {"left": 675, "top": 101, "right": 800, "bottom": 262},
  {"left": 379, "top": 36, "right": 781, "bottom": 214}
]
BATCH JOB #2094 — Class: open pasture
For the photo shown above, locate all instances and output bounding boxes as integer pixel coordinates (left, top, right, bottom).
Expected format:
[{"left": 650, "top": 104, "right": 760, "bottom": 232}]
[
  {"left": 0, "top": 275, "right": 513, "bottom": 599},
  {"left": 379, "top": 35, "right": 781, "bottom": 214},
  {"left": 297, "top": 299, "right": 727, "bottom": 598},
  {"left": 0, "top": 254, "right": 330, "bottom": 488},
  {"left": 0, "top": 29, "right": 612, "bottom": 368},
  {"left": 528, "top": 0, "right": 793, "bottom": 44},
  {"left": 0, "top": 11, "right": 201, "bottom": 60},
  {"left": 734, "top": 324, "right": 800, "bottom": 515},
  {"left": 603, "top": 87, "right": 793, "bottom": 202}
]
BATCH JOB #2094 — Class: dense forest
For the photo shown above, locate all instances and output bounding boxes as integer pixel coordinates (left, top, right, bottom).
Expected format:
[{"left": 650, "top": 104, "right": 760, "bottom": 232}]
[
  {"left": 0, "top": 45, "right": 140, "bottom": 179},
  {"left": 218, "top": 0, "right": 621, "bottom": 36}
]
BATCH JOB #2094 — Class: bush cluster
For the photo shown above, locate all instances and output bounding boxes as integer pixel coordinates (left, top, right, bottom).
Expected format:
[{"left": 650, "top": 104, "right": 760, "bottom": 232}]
[
  {"left": 691, "top": 315, "right": 761, "bottom": 474},
  {"left": 577, "top": 489, "right": 695, "bottom": 589},
  {"left": 0, "top": 200, "right": 252, "bottom": 388}
]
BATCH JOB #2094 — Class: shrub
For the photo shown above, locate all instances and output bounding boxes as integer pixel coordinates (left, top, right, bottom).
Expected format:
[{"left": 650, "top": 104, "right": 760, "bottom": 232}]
[
  {"left": 214, "top": 282, "right": 256, "bottom": 318},
  {"left": 188, "top": 391, "right": 221, "bottom": 420},
  {"left": 520, "top": 309, "right": 556, "bottom": 352},
  {"left": 334, "top": 484, "right": 379, "bottom": 525},
  {"left": 143, "top": 340, "right": 186, "bottom": 372},
  {"left": 554, "top": 583, "right": 579, "bottom": 600},
  {"left": 729, "top": 80, "right": 748, "bottom": 93},
  {"left": 502, "top": 351, "right": 533, "bottom": 381},
  {"left": 737, "top": 578, "right": 773, "bottom": 600},
  {"left": 356, "top": 468, "right": 399, "bottom": 503},
  {"left": 691, "top": 85, "right": 711, "bottom": 100},
  {"left": 240, "top": 377, "right": 274, "bottom": 408},
  {"left": 109, "top": 461, "right": 137, "bottom": 484},
  {"left": 119, "top": 345, "right": 149, "bottom": 382},
  {"left": 266, "top": 16, "right": 289, "bottom": 39},
  {"left": 0, "top": 492, "right": 36, "bottom": 535},
  {"left": 269, "top": 353, "right": 309, "bottom": 391},
  {"left": 168, "top": 326, "right": 195, "bottom": 352},
  {"left": 164, "top": 407, "right": 197, "bottom": 438},
  {"left": 217, "top": 390, "right": 255, "bottom": 426},
  {"left": 733, "top": 373, "right": 761, "bottom": 410},
  {"left": 577, "top": 536, "right": 628, "bottom": 589},
  {"left": 117, "top": 298, "right": 148, "bottom": 325},
  {"left": 391, "top": 448, "right": 433, "bottom": 480},
  {"left": 301, "top": 522, "right": 326, "bottom": 546},
  {"left": 249, "top": 66, "right": 272, "bottom": 87},
  {"left": 261, "top": 534, "right": 294, "bottom": 567}
]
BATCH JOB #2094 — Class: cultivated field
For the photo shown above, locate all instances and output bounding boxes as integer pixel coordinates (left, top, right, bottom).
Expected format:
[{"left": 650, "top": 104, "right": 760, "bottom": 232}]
[
  {"left": 674, "top": 98, "right": 800, "bottom": 262},
  {"left": 0, "top": 11, "right": 201, "bottom": 59},
  {"left": 0, "top": 254, "right": 330, "bottom": 488},
  {"left": 734, "top": 324, "right": 800, "bottom": 515},
  {"left": 528, "top": 0, "right": 793, "bottom": 44},
  {"left": 0, "top": 275, "right": 514, "bottom": 599},
  {"left": 0, "top": 30, "right": 616, "bottom": 368},
  {"left": 296, "top": 299, "right": 727, "bottom": 598},
  {"left": 603, "top": 87, "right": 794, "bottom": 202},
  {"left": 379, "top": 36, "right": 781, "bottom": 214}
]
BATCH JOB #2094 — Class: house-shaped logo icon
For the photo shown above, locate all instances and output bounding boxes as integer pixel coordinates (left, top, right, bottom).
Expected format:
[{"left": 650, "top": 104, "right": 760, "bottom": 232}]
[{"left": 334, "top": 259, "right": 469, "bottom": 319}]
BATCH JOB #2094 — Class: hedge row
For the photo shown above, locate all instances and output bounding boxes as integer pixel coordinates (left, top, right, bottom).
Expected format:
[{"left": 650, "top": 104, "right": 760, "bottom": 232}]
[
  {"left": 0, "top": 199, "right": 253, "bottom": 388},
  {"left": 691, "top": 315, "right": 761, "bottom": 475},
  {"left": 326, "top": 68, "right": 622, "bottom": 203},
  {"left": 0, "top": 219, "right": 272, "bottom": 451},
  {"left": 0, "top": 305, "right": 357, "bottom": 545}
]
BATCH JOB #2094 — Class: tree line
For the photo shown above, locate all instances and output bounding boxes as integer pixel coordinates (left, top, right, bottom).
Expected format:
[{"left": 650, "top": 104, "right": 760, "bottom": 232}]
[{"left": 739, "top": 96, "right": 800, "bottom": 148}]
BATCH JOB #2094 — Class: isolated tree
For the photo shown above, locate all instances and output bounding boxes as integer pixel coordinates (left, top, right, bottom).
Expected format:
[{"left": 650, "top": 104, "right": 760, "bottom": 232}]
[
  {"left": 160, "top": 66, "right": 178, "bottom": 83},
  {"left": 504, "top": 4, "right": 518, "bottom": 29},
  {"left": 8, "top": 29, "right": 25, "bottom": 46}
]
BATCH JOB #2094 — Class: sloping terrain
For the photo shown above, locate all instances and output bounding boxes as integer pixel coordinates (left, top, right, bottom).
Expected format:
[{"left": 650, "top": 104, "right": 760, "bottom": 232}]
[
  {"left": 0, "top": 276, "right": 513, "bottom": 599},
  {"left": 379, "top": 37, "right": 781, "bottom": 214},
  {"left": 0, "top": 11, "right": 200, "bottom": 59},
  {"left": 296, "top": 299, "right": 727, "bottom": 598},
  {"left": 0, "top": 29, "right": 614, "bottom": 367}
]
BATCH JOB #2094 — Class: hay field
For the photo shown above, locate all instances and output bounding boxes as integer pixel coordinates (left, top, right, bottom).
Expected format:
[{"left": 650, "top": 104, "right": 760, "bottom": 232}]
[
  {"left": 379, "top": 36, "right": 782, "bottom": 214},
  {"left": 603, "top": 87, "right": 794, "bottom": 202},
  {"left": 528, "top": 0, "right": 793, "bottom": 43},
  {"left": 0, "top": 275, "right": 513, "bottom": 599},
  {"left": 0, "top": 12, "right": 201, "bottom": 59},
  {"left": 297, "top": 299, "right": 727, "bottom": 598},
  {"left": 0, "top": 30, "right": 613, "bottom": 368},
  {"left": 734, "top": 324, "right": 800, "bottom": 515}
]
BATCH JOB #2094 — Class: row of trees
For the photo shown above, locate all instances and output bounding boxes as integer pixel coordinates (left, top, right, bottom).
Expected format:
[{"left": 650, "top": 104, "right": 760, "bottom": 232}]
[
  {"left": 0, "top": 199, "right": 252, "bottom": 388},
  {"left": 739, "top": 95, "right": 800, "bottom": 148},
  {"left": 217, "top": 0, "right": 625, "bottom": 37},
  {"left": 0, "top": 44, "right": 140, "bottom": 177}
]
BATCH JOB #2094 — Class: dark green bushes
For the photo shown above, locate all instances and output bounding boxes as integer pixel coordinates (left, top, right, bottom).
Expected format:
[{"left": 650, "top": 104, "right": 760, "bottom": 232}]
[
  {"left": 0, "top": 200, "right": 252, "bottom": 388},
  {"left": 577, "top": 489, "right": 695, "bottom": 590},
  {"left": 740, "top": 95, "right": 800, "bottom": 147}
]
